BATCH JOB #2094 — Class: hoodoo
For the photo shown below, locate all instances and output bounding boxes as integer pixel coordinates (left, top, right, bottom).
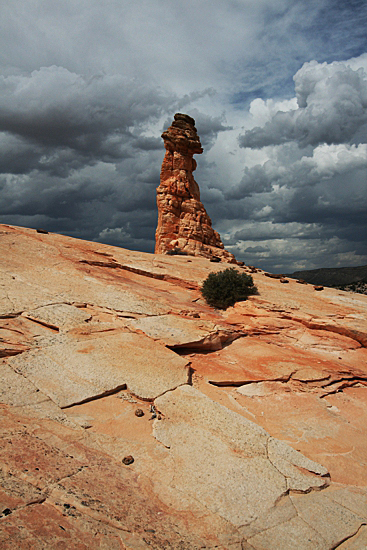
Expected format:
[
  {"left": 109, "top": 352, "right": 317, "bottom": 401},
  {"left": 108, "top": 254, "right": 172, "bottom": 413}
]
[{"left": 155, "top": 113, "right": 236, "bottom": 261}]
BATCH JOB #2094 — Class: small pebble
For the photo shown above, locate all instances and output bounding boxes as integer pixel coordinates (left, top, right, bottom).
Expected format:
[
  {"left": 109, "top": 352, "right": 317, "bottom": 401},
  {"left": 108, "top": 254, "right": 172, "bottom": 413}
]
[
  {"left": 122, "top": 455, "right": 134, "bottom": 465},
  {"left": 135, "top": 409, "right": 144, "bottom": 417}
]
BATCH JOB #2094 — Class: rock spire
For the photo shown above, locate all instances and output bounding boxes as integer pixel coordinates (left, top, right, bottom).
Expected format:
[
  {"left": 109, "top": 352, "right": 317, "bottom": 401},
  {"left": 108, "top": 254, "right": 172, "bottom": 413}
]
[{"left": 155, "top": 113, "right": 236, "bottom": 262}]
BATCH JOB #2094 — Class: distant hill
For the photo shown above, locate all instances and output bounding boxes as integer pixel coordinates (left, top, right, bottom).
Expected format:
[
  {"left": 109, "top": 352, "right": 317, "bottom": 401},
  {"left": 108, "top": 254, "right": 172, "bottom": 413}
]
[{"left": 286, "top": 264, "right": 367, "bottom": 287}]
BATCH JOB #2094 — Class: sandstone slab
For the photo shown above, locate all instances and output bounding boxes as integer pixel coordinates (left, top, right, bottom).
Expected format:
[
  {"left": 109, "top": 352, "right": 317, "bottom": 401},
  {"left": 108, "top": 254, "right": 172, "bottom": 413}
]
[
  {"left": 153, "top": 386, "right": 329, "bottom": 527},
  {"left": 23, "top": 303, "right": 92, "bottom": 331},
  {"left": 129, "top": 313, "right": 241, "bottom": 350},
  {"left": 0, "top": 362, "right": 81, "bottom": 426},
  {"left": 1, "top": 224, "right": 367, "bottom": 548},
  {"left": 0, "top": 501, "right": 130, "bottom": 550},
  {"left": 0, "top": 469, "right": 45, "bottom": 515},
  {"left": 0, "top": 405, "right": 223, "bottom": 549},
  {"left": 8, "top": 331, "right": 189, "bottom": 406},
  {"left": 0, "top": 311, "right": 57, "bottom": 359},
  {"left": 247, "top": 515, "right": 327, "bottom": 549},
  {"left": 231, "top": 386, "right": 367, "bottom": 487},
  {"left": 290, "top": 491, "right": 366, "bottom": 548}
]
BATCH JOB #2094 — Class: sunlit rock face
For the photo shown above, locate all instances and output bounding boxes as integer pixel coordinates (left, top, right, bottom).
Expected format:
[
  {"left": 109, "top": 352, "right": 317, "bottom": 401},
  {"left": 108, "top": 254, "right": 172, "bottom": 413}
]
[
  {"left": 155, "top": 113, "right": 236, "bottom": 262},
  {"left": 1, "top": 224, "right": 367, "bottom": 548}
]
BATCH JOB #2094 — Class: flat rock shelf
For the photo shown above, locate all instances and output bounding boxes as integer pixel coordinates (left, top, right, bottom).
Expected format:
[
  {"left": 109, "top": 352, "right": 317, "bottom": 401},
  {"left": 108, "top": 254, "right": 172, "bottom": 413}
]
[{"left": 1, "top": 223, "right": 367, "bottom": 549}]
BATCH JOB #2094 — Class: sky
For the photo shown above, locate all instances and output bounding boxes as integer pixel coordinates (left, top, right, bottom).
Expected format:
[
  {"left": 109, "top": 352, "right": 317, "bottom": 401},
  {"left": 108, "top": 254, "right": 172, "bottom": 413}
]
[{"left": 1, "top": 0, "right": 367, "bottom": 273}]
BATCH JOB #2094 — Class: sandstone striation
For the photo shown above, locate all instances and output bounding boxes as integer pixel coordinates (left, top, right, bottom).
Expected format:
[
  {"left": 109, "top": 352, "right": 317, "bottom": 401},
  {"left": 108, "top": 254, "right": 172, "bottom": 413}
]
[
  {"left": 1, "top": 224, "right": 367, "bottom": 548},
  {"left": 155, "top": 113, "right": 236, "bottom": 261}
]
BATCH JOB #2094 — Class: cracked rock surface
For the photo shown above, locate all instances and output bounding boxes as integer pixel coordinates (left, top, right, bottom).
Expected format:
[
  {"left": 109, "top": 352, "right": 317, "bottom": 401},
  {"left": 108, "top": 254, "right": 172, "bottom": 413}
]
[{"left": 1, "top": 224, "right": 367, "bottom": 548}]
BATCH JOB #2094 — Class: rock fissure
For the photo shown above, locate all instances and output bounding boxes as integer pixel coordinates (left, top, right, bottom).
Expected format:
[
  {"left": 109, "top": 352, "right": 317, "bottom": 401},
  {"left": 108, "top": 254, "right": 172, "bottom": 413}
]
[
  {"left": 242, "top": 504, "right": 299, "bottom": 546},
  {"left": 60, "top": 385, "right": 128, "bottom": 409},
  {"left": 209, "top": 372, "right": 367, "bottom": 398},
  {"left": 0, "top": 312, "right": 23, "bottom": 319},
  {"left": 0, "top": 495, "right": 48, "bottom": 519},
  {"left": 79, "top": 258, "right": 199, "bottom": 290},
  {"left": 321, "top": 375, "right": 367, "bottom": 388},
  {"left": 73, "top": 302, "right": 163, "bottom": 319},
  {"left": 264, "top": 438, "right": 287, "bottom": 482},
  {"left": 287, "top": 478, "right": 331, "bottom": 495},
  {"left": 209, "top": 372, "right": 295, "bottom": 387},
  {"left": 281, "top": 315, "right": 366, "bottom": 348},
  {"left": 265, "top": 439, "right": 330, "bottom": 496},
  {"left": 73, "top": 303, "right": 149, "bottom": 319},
  {"left": 22, "top": 316, "right": 60, "bottom": 332},
  {"left": 167, "top": 331, "right": 245, "bottom": 354},
  {"left": 51, "top": 465, "right": 89, "bottom": 486},
  {"left": 319, "top": 376, "right": 367, "bottom": 398},
  {"left": 0, "top": 348, "right": 27, "bottom": 358},
  {"left": 331, "top": 524, "right": 367, "bottom": 549},
  {"left": 0, "top": 326, "right": 26, "bottom": 336},
  {"left": 140, "top": 377, "right": 192, "bottom": 404},
  {"left": 293, "top": 513, "right": 330, "bottom": 545},
  {"left": 47, "top": 488, "right": 134, "bottom": 534}
]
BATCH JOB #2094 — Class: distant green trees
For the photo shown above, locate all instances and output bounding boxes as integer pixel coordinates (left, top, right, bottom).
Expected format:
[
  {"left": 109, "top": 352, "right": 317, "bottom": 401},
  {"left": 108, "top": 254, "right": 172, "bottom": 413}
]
[{"left": 201, "top": 268, "right": 257, "bottom": 309}]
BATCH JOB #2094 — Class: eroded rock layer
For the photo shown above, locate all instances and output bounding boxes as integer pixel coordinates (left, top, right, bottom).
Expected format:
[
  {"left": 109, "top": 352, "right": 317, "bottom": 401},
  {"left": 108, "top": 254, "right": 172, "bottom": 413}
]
[
  {"left": 1, "top": 224, "right": 367, "bottom": 549},
  {"left": 155, "top": 113, "right": 236, "bottom": 261}
]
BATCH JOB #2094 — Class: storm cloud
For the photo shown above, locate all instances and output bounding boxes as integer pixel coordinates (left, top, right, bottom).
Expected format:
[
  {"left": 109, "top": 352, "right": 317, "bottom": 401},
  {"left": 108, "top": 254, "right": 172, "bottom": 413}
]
[{"left": 1, "top": 0, "right": 367, "bottom": 271}]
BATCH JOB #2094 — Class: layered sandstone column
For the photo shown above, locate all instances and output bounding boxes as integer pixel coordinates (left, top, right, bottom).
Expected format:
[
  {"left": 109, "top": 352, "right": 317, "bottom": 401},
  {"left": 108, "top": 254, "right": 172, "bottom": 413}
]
[{"left": 155, "top": 113, "right": 236, "bottom": 262}]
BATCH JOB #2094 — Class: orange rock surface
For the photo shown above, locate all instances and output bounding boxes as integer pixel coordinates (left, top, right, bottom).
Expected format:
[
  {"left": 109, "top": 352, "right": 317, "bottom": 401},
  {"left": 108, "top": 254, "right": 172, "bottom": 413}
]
[
  {"left": 1, "top": 223, "right": 367, "bottom": 548},
  {"left": 155, "top": 113, "right": 236, "bottom": 261}
]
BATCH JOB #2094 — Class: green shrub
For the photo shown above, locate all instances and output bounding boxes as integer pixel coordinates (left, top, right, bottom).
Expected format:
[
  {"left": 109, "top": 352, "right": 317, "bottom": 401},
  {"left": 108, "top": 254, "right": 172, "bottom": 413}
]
[{"left": 201, "top": 268, "right": 257, "bottom": 309}]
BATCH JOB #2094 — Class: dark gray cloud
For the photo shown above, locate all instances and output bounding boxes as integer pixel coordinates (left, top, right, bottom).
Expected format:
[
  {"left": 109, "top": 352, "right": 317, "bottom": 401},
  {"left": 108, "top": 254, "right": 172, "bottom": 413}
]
[
  {"left": 0, "top": 1, "right": 367, "bottom": 272},
  {"left": 0, "top": 66, "right": 230, "bottom": 250},
  {"left": 0, "top": 67, "right": 177, "bottom": 167}
]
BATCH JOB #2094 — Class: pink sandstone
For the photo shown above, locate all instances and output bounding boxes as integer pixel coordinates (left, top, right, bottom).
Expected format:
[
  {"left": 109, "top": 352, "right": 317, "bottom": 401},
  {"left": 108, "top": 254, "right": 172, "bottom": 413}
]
[
  {"left": 155, "top": 113, "right": 237, "bottom": 261},
  {"left": 1, "top": 224, "right": 367, "bottom": 548}
]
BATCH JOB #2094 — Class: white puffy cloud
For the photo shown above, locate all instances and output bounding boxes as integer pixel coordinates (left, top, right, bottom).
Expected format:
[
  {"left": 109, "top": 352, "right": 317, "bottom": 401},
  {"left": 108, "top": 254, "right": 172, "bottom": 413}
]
[
  {"left": 248, "top": 98, "right": 298, "bottom": 126},
  {"left": 224, "top": 58, "right": 367, "bottom": 271},
  {"left": 239, "top": 54, "right": 367, "bottom": 148},
  {"left": 229, "top": 142, "right": 367, "bottom": 198}
]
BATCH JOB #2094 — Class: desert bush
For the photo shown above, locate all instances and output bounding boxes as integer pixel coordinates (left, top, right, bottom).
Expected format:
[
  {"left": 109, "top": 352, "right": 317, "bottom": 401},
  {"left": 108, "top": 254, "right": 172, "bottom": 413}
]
[{"left": 201, "top": 267, "right": 257, "bottom": 309}]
